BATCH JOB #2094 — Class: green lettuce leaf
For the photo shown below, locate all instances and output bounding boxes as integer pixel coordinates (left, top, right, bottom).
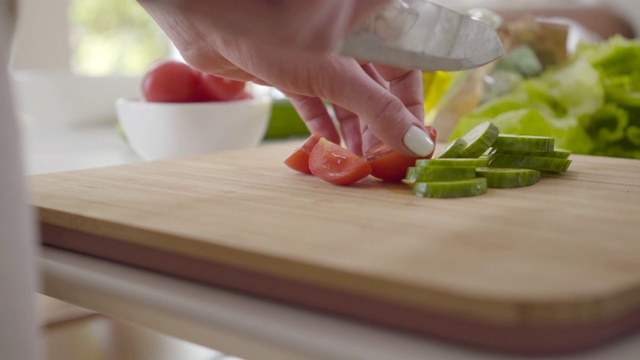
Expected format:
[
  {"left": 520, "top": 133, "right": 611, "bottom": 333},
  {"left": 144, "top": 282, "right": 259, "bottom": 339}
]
[
  {"left": 581, "top": 103, "right": 629, "bottom": 143},
  {"left": 626, "top": 126, "right": 640, "bottom": 146},
  {"left": 604, "top": 72, "right": 640, "bottom": 108},
  {"left": 520, "top": 58, "right": 604, "bottom": 117},
  {"left": 577, "top": 35, "right": 640, "bottom": 77},
  {"left": 449, "top": 35, "right": 640, "bottom": 158}
]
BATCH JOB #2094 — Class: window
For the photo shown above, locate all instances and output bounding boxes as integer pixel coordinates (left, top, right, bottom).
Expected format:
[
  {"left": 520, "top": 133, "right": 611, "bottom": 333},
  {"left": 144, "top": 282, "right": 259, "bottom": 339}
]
[{"left": 69, "top": 0, "right": 172, "bottom": 76}]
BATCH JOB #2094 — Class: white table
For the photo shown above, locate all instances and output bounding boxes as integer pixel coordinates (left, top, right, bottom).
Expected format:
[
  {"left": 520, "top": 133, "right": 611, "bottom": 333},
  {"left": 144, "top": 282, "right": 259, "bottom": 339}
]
[{"left": 25, "top": 123, "right": 640, "bottom": 360}]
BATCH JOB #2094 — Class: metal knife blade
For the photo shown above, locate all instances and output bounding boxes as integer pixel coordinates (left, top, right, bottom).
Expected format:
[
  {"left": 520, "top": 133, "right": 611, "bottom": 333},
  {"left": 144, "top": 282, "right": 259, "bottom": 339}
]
[{"left": 337, "top": 0, "right": 505, "bottom": 72}]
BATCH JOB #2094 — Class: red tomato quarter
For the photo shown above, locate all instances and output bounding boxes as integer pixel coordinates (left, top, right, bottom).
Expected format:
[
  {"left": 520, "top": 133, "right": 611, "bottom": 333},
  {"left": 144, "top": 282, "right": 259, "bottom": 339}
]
[
  {"left": 142, "top": 60, "right": 200, "bottom": 102},
  {"left": 309, "top": 139, "right": 372, "bottom": 185},
  {"left": 284, "top": 133, "right": 322, "bottom": 174},
  {"left": 427, "top": 125, "right": 437, "bottom": 142},
  {"left": 199, "top": 73, "right": 248, "bottom": 101},
  {"left": 363, "top": 126, "right": 437, "bottom": 182}
]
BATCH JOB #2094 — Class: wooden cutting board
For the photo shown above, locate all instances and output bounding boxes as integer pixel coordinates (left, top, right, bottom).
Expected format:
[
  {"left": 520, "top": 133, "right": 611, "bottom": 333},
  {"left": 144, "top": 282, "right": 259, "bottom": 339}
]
[{"left": 30, "top": 140, "right": 640, "bottom": 355}]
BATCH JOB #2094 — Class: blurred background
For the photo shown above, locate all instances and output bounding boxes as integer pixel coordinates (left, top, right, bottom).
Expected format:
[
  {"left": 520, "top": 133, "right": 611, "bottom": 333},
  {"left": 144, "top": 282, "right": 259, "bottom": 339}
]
[
  {"left": 9, "top": 0, "right": 169, "bottom": 128},
  {"left": 13, "top": 0, "right": 171, "bottom": 76},
  {"left": 5, "top": 0, "right": 640, "bottom": 359},
  {"left": 6, "top": 0, "right": 640, "bottom": 130}
]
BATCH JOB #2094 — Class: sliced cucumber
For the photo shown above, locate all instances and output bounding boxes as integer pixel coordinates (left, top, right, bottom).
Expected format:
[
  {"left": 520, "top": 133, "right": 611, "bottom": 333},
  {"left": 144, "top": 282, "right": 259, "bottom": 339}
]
[
  {"left": 406, "top": 166, "right": 477, "bottom": 182},
  {"left": 491, "top": 134, "right": 555, "bottom": 152},
  {"left": 476, "top": 168, "right": 541, "bottom": 188},
  {"left": 405, "top": 121, "right": 572, "bottom": 198},
  {"left": 488, "top": 154, "right": 572, "bottom": 173},
  {"left": 415, "top": 158, "right": 489, "bottom": 168},
  {"left": 488, "top": 148, "right": 572, "bottom": 159},
  {"left": 412, "top": 178, "right": 488, "bottom": 198},
  {"left": 435, "top": 137, "right": 468, "bottom": 159},
  {"left": 457, "top": 121, "right": 500, "bottom": 158},
  {"left": 548, "top": 148, "right": 572, "bottom": 159}
]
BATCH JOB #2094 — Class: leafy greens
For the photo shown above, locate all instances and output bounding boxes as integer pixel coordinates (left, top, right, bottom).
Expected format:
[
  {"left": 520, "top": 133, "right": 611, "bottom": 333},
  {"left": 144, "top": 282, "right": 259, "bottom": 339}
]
[{"left": 450, "top": 35, "right": 640, "bottom": 159}]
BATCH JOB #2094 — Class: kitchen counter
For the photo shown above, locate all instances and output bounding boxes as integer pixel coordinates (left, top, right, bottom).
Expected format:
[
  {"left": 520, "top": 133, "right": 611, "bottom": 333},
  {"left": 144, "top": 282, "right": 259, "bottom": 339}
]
[{"left": 24, "top": 123, "right": 640, "bottom": 360}]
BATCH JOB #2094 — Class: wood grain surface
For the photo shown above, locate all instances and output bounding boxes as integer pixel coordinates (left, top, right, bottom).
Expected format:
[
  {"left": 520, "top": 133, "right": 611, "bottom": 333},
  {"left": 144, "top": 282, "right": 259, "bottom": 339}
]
[{"left": 30, "top": 140, "right": 640, "bottom": 331}]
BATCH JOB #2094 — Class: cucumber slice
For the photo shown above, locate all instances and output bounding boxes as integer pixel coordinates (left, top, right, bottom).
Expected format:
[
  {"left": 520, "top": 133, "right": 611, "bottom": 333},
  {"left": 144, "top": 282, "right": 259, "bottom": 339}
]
[
  {"left": 491, "top": 134, "right": 555, "bottom": 152},
  {"left": 435, "top": 138, "right": 468, "bottom": 159},
  {"left": 476, "top": 168, "right": 541, "bottom": 188},
  {"left": 457, "top": 121, "right": 500, "bottom": 158},
  {"left": 548, "top": 148, "right": 572, "bottom": 159},
  {"left": 406, "top": 166, "right": 477, "bottom": 182},
  {"left": 488, "top": 154, "right": 572, "bottom": 173},
  {"left": 412, "top": 178, "right": 488, "bottom": 198},
  {"left": 488, "top": 148, "right": 572, "bottom": 159},
  {"left": 415, "top": 158, "right": 489, "bottom": 168}
]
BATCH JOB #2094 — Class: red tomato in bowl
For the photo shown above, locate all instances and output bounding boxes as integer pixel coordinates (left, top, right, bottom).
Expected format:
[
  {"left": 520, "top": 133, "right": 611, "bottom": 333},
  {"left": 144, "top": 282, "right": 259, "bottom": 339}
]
[
  {"left": 309, "top": 138, "right": 372, "bottom": 185},
  {"left": 284, "top": 133, "right": 322, "bottom": 174},
  {"left": 363, "top": 126, "right": 437, "bottom": 182},
  {"left": 141, "top": 60, "right": 200, "bottom": 102},
  {"left": 199, "top": 73, "right": 248, "bottom": 101},
  {"left": 142, "top": 60, "right": 251, "bottom": 103}
]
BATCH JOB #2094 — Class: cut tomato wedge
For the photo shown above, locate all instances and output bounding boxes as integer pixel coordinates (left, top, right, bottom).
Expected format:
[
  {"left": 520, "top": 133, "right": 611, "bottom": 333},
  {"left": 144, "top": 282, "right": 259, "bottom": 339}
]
[
  {"left": 364, "top": 126, "right": 437, "bottom": 182},
  {"left": 309, "top": 138, "right": 372, "bottom": 185},
  {"left": 427, "top": 126, "right": 437, "bottom": 143},
  {"left": 284, "top": 133, "right": 322, "bottom": 174}
]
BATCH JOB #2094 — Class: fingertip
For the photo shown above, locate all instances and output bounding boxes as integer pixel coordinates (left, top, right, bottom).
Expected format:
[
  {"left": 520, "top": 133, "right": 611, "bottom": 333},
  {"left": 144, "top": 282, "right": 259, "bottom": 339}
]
[{"left": 402, "top": 125, "right": 435, "bottom": 157}]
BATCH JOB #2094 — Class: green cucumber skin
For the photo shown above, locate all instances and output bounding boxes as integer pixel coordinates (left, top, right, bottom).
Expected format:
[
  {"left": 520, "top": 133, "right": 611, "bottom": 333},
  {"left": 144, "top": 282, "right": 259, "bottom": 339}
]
[
  {"left": 488, "top": 148, "right": 572, "bottom": 159},
  {"left": 476, "top": 168, "right": 541, "bottom": 188},
  {"left": 406, "top": 166, "right": 477, "bottom": 182},
  {"left": 458, "top": 121, "right": 500, "bottom": 158},
  {"left": 414, "top": 158, "right": 489, "bottom": 168},
  {"left": 409, "top": 122, "right": 571, "bottom": 196},
  {"left": 491, "top": 134, "right": 555, "bottom": 152},
  {"left": 435, "top": 138, "right": 468, "bottom": 159},
  {"left": 412, "top": 178, "right": 488, "bottom": 198},
  {"left": 488, "top": 154, "right": 572, "bottom": 173}
]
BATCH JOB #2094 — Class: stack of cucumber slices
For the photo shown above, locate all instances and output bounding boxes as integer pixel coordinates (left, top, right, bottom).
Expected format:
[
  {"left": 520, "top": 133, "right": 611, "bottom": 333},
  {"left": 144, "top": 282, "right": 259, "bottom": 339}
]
[{"left": 406, "top": 121, "right": 572, "bottom": 198}]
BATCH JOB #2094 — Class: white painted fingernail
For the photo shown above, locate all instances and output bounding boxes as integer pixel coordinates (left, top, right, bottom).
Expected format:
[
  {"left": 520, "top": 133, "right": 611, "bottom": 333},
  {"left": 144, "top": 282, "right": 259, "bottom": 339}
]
[{"left": 403, "top": 126, "right": 435, "bottom": 157}]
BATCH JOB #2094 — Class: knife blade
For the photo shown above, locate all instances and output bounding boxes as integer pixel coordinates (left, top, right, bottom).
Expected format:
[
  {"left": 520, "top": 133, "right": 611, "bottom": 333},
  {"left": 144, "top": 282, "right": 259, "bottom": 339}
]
[{"left": 336, "top": 0, "right": 505, "bottom": 72}]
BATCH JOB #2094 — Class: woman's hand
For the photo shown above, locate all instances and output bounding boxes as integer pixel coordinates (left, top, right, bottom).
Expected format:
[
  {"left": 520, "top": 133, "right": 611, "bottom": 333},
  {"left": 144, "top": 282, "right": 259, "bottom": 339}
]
[
  {"left": 140, "top": 0, "right": 389, "bottom": 54},
  {"left": 139, "top": 0, "right": 435, "bottom": 157}
]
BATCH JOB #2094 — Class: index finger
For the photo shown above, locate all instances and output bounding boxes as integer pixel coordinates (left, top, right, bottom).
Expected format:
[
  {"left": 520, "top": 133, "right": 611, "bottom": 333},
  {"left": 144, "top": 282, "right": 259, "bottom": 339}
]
[
  {"left": 359, "top": 65, "right": 427, "bottom": 153},
  {"left": 374, "top": 65, "right": 425, "bottom": 124}
]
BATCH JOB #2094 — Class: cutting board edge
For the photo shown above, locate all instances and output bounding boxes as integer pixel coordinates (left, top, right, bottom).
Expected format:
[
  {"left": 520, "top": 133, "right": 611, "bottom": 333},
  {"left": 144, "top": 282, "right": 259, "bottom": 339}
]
[
  {"left": 39, "top": 221, "right": 640, "bottom": 356},
  {"left": 36, "top": 209, "right": 640, "bottom": 329}
]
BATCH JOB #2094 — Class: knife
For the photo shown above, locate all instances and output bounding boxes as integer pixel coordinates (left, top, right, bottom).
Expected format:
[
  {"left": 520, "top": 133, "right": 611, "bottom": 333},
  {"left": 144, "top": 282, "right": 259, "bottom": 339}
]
[{"left": 336, "top": 0, "right": 505, "bottom": 72}]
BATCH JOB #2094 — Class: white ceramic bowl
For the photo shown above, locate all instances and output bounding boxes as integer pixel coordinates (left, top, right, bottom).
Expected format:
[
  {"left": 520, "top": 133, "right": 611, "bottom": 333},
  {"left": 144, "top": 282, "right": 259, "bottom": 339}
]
[
  {"left": 11, "top": 71, "right": 141, "bottom": 128},
  {"left": 116, "top": 96, "right": 273, "bottom": 161}
]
